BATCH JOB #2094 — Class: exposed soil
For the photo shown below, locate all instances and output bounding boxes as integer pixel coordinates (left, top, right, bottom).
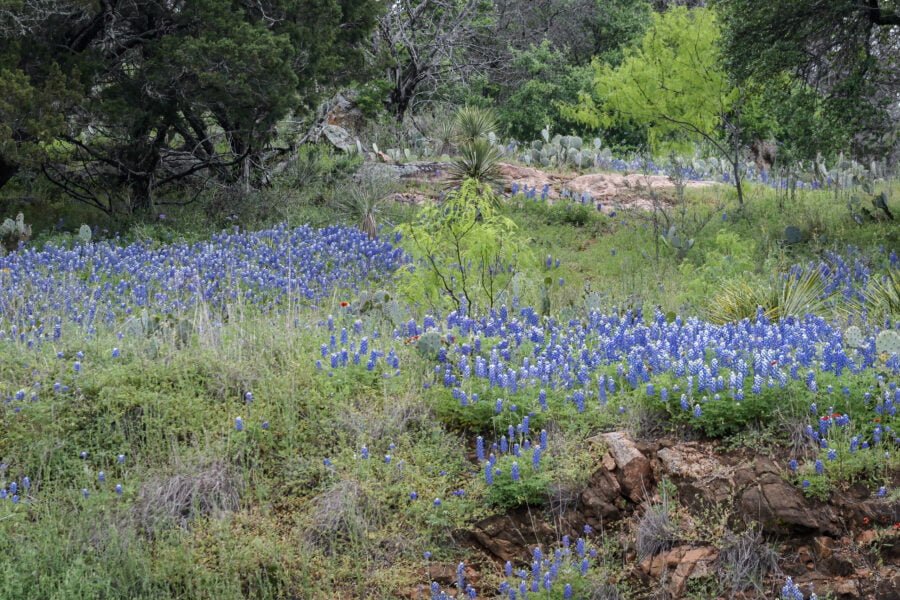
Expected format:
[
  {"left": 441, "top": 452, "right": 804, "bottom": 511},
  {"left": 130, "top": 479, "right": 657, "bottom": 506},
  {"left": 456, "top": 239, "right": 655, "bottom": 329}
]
[
  {"left": 456, "top": 433, "right": 900, "bottom": 599},
  {"left": 381, "top": 161, "right": 717, "bottom": 211}
]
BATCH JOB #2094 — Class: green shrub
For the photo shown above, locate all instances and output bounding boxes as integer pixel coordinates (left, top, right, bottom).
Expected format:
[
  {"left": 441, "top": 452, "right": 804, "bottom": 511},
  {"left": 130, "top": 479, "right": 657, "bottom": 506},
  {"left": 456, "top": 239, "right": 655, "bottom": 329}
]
[{"left": 396, "top": 179, "right": 528, "bottom": 314}]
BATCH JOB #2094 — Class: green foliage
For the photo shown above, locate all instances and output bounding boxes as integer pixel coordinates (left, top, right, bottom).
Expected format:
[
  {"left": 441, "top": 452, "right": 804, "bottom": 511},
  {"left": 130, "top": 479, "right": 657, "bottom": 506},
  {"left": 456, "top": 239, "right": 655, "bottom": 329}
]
[
  {"left": 704, "top": 270, "right": 829, "bottom": 324},
  {"left": 484, "top": 453, "right": 553, "bottom": 510},
  {"left": 495, "top": 42, "right": 594, "bottom": 141},
  {"left": 568, "top": 7, "right": 735, "bottom": 155},
  {"left": 677, "top": 230, "right": 756, "bottom": 302},
  {"left": 446, "top": 138, "right": 503, "bottom": 188},
  {"left": 453, "top": 105, "right": 498, "bottom": 145},
  {"left": 396, "top": 179, "right": 527, "bottom": 314},
  {"left": 332, "top": 169, "right": 397, "bottom": 239},
  {"left": 717, "top": 0, "right": 899, "bottom": 157},
  {"left": 0, "top": 0, "right": 382, "bottom": 213}
]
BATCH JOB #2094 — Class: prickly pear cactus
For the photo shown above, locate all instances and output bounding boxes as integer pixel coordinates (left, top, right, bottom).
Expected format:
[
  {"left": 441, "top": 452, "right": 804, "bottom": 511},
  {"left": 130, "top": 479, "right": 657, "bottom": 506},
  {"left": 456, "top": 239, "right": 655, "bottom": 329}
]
[
  {"left": 78, "top": 224, "right": 92, "bottom": 243},
  {"left": 415, "top": 330, "right": 443, "bottom": 359},
  {"left": 843, "top": 326, "right": 865, "bottom": 349},
  {"left": 876, "top": 330, "right": 900, "bottom": 356}
]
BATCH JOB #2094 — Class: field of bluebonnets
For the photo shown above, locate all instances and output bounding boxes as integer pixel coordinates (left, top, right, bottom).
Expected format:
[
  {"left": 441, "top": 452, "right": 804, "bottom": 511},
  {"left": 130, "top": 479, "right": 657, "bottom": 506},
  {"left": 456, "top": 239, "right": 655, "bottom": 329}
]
[{"left": 1, "top": 166, "right": 899, "bottom": 600}]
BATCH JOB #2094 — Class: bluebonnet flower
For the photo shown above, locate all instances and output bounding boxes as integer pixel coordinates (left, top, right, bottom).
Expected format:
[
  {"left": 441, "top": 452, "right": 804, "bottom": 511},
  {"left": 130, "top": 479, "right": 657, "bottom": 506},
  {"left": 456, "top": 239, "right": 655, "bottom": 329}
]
[
  {"left": 511, "top": 462, "right": 520, "bottom": 482},
  {"left": 815, "top": 459, "right": 824, "bottom": 474},
  {"left": 234, "top": 417, "right": 244, "bottom": 432}
]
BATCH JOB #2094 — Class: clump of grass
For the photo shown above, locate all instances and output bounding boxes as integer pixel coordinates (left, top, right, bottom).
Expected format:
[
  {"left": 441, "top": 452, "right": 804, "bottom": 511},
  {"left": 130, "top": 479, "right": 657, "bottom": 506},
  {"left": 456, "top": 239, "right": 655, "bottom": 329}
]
[
  {"left": 588, "top": 583, "right": 626, "bottom": 600},
  {"left": 636, "top": 493, "right": 679, "bottom": 561},
  {"left": 134, "top": 457, "right": 242, "bottom": 533},
  {"left": 716, "top": 528, "right": 779, "bottom": 597},
  {"left": 302, "top": 478, "right": 383, "bottom": 555}
]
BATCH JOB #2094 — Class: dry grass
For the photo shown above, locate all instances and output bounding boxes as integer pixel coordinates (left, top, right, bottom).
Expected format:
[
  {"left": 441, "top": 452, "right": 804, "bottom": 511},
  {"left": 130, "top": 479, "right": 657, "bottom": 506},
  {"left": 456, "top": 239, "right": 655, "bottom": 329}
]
[
  {"left": 636, "top": 495, "right": 679, "bottom": 561},
  {"left": 716, "top": 528, "right": 779, "bottom": 597},
  {"left": 134, "top": 457, "right": 243, "bottom": 533},
  {"left": 302, "top": 478, "right": 383, "bottom": 555}
]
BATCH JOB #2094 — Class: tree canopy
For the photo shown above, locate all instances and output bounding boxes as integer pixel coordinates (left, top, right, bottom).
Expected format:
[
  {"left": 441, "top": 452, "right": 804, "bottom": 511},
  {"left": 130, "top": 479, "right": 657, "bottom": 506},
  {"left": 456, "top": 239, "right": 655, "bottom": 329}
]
[
  {"left": 0, "top": 0, "right": 382, "bottom": 213},
  {"left": 717, "top": 0, "right": 899, "bottom": 156}
]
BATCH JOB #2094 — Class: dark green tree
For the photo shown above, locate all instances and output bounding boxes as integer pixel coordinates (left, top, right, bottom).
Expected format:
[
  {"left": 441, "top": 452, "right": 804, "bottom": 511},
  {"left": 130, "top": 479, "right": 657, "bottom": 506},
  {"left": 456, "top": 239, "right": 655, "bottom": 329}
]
[
  {"left": 0, "top": 0, "right": 381, "bottom": 214},
  {"left": 717, "top": 0, "right": 899, "bottom": 158}
]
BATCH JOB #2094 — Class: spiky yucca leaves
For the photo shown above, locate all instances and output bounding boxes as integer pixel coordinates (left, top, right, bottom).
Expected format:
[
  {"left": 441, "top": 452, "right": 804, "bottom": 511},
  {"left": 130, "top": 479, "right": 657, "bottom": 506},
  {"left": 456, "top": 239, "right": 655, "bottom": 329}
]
[
  {"left": 776, "top": 270, "right": 829, "bottom": 320},
  {"left": 432, "top": 117, "right": 457, "bottom": 156},
  {"left": 849, "top": 269, "right": 900, "bottom": 323},
  {"left": 334, "top": 170, "right": 397, "bottom": 239},
  {"left": 706, "top": 270, "right": 829, "bottom": 324},
  {"left": 453, "top": 105, "right": 497, "bottom": 145},
  {"left": 446, "top": 138, "right": 503, "bottom": 191}
]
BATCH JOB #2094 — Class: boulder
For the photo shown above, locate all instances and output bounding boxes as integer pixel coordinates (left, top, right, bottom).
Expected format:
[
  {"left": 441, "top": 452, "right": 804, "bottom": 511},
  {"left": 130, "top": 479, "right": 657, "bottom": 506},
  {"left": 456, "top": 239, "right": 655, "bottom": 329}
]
[
  {"left": 600, "top": 432, "right": 652, "bottom": 502},
  {"left": 638, "top": 545, "right": 718, "bottom": 597},
  {"left": 470, "top": 509, "right": 556, "bottom": 562},
  {"left": 321, "top": 124, "right": 356, "bottom": 152},
  {"left": 656, "top": 444, "right": 732, "bottom": 507},
  {"left": 738, "top": 472, "right": 840, "bottom": 535},
  {"left": 580, "top": 467, "right": 623, "bottom": 524}
]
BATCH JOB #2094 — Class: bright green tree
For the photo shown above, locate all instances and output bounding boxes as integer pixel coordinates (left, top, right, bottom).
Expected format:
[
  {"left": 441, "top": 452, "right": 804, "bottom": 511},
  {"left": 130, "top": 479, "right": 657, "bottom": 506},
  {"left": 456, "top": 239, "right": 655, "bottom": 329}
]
[
  {"left": 567, "top": 7, "right": 750, "bottom": 203},
  {"left": 396, "top": 179, "right": 527, "bottom": 315}
]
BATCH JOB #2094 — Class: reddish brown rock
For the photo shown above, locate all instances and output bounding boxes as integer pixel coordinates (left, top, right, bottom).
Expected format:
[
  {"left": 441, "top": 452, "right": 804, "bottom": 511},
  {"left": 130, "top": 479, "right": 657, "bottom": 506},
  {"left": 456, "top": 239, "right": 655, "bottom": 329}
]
[
  {"left": 600, "top": 432, "right": 652, "bottom": 503},
  {"left": 470, "top": 509, "right": 556, "bottom": 562},
  {"left": 739, "top": 472, "right": 840, "bottom": 535},
  {"left": 638, "top": 545, "right": 718, "bottom": 597}
]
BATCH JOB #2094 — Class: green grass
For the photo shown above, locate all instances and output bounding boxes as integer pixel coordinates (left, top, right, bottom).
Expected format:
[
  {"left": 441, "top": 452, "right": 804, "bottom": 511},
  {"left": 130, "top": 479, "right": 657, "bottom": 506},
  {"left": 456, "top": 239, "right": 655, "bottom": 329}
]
[{"left": 1, "top": 175, "right": 898, "bottom": 598}]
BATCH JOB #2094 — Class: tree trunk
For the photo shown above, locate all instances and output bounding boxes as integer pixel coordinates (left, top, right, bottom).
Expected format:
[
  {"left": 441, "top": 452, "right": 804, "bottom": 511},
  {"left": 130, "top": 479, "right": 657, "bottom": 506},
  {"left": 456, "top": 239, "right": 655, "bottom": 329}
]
[
  {"left": 129, "top": 176, "right": 153, "bottom": 215},
  {"left": 0, "top": 155, "right": 19, "bottom": 191}
]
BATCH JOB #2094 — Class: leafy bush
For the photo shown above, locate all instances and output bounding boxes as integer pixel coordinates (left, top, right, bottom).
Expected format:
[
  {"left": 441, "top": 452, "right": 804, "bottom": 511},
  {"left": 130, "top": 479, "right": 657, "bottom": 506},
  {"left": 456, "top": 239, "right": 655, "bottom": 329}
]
[{"left": 396, "top": 179, "right": 527, "bottom": 314}]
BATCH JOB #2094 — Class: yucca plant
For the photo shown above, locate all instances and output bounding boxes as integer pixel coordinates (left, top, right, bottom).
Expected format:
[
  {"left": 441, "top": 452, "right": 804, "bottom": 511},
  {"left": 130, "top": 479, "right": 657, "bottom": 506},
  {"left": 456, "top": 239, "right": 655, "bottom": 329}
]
[
  {"left": 432, "top": 118, "right": 457, "bottom": 156},
  {"left": 845, "top": 269, "right": 900, "bottom": 323},
  {"left": 453, "top": 105, "right": 497, "bottom": 145},
  {"left": 334, "top": 171, "right": 397, "bottom": 239},
  {"left": 706, "top": 270, "right": 829, "bottom": 324},
  {"left": 446, "top": 138, "right": 503, "bottom": 192}
]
